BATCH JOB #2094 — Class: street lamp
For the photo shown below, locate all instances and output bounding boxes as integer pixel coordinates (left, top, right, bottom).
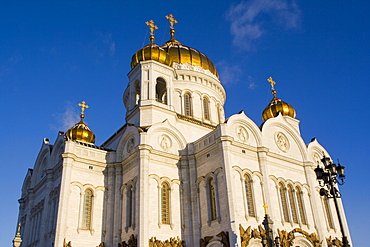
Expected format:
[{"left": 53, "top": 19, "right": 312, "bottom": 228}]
[{"left": 314, "top": 155, "right": 350, "bottom": 247}]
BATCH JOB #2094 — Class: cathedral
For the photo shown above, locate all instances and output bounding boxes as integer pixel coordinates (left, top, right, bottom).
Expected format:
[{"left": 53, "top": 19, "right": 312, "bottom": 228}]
[{"left": 14, "top": 15, "right": 351, "bottom": 247}]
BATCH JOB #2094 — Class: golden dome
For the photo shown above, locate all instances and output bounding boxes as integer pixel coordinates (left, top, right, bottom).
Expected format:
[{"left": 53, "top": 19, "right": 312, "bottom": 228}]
[
  {"left": 131, "top": 43, "right": 171, "bottom": 69},
  {"left": 262, "top": 94, "right": 296, "bottom": 121},
  {"left": 262, "top": 77, "right": 296, "bottom": 121},
  {"left": 66, "top": 119, "right": 96, "bottom": 143},
  {"left": 161, "top": 35, "right": 219, "bottom": 78},
  {"left": 65, "top": 101, "right": 96, "bottom": 144},
  {"left": 130, "top": 17, "right": 219, "bottom": 78}
]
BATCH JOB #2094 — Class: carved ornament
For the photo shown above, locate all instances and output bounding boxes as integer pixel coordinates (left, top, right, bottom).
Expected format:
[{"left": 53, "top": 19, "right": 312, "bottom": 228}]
[
  {"left": 275, "top": 132, "right": 289, "bottom": 152},
  {"left": 277, "top": 229, "right": 294, "bottom": 247},
  {"left": 291, "top": 228, "right": 322, "bottom": 247},
  {"left": 240, "top": 225, "right": 266, "bottom": 247},
  {"left": 200, "top": 231, "right": 230, "bottom": 247},
  {"left": 326, "top": 236, "right": 343, "bottom": 247},
  {"left": 149, "top": 236, "right": 184, "bottom": 247}
]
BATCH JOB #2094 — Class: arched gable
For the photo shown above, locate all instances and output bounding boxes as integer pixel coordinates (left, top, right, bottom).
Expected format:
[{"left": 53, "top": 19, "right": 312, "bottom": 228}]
[
  {"left": 223, "top": 111, "right": 262, "bottom": 147},
  {"left": 307, "top": 138, "right": 332, "bottom": 167},
  {"left": 145, "top": 119, "right": 187, "bottom": 154},
  {"left": 49, "top": 133, "right": 65, "bottom": 169},
  {"left": 115, "top": 125, "right": 140, "bottom": 162},
  {"left": 261, "top": 114, "right": 308, "bottom": 161},
  {"left": 31, "top": 138, "right": 53, "bottom": 187}
]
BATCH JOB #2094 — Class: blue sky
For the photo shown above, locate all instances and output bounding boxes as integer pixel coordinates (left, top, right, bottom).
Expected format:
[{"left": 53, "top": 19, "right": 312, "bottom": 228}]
[{"left": 1, "top": 1, "right": 369, "bottom": 246}]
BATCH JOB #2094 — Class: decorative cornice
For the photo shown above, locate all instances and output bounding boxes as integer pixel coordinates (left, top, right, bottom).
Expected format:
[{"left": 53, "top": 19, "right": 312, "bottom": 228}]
[{"left": 177, "top": 113, "right": 216, "bottom": 129}]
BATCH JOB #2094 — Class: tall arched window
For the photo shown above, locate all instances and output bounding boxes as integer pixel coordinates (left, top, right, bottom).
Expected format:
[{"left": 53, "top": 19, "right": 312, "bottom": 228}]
[
  {"left": 244, "top": 174, "right": 255, "bottom": 217},
  {"left": 184, "top": 93, "right": 192, "bottom": 116},
  {"left": 203, "top": 97, "right": 210, "bottom": 120},
  {"left": 161, "top": 182, "right": 170, "bottom": 224},
  {"left": 323, "top": 196, "right": 334, "bottom": 229},
  {"left": 135, "top": 80, "right": 140, "bottom": 105},
  {"left": 156, "top": 78, "right": 167, "bottom": 104},
  {"left": 82, "top": 189, "right": 93, "bottom": 229},
  {"left": 127, "top": 185, "right": 133, "bottom": 227},
  {"left": 279, "top": 183, "right": 289, "bottom": 222},
  {"left": 296, "top": 186, "right": 307, "bottom": 225},
  {"left": 288, "top": 185, "right": 298, "bottom": 223},
  {"left": 208, "top": 177, "right": 217, "bottom": 221}
]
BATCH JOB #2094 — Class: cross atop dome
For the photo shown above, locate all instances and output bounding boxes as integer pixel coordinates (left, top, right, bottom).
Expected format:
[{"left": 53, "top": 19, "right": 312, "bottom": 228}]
[
  {"left": 78, "top": 101, "right": 89, "bottom": 119},
  {"left": 166, "top": 14, "right": 178, "bottom": 39},
  {"left": 145, "top": 20, "right": 158, "bottom": 43}
]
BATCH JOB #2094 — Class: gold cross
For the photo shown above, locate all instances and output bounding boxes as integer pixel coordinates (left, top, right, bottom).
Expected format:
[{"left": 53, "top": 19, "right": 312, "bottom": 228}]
[
  {"left": 78, "top": 101, "right": 89, "bottom": 115},
  {"left": 145, "top": 20, "right": 158, "bottom": 36},
  {"left": 263, "top": 203, "right": 269, "bottom": 215},
  {"left": 267, "top": 76, "right": 276, "bottom": 91},
  {"left": 166, "top": 14, "right": 178, "bottom": 30}
]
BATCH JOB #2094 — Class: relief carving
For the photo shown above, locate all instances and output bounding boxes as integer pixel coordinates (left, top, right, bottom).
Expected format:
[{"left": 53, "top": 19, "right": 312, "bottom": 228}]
[
  {"left": 126, "top": 137, "right": 135, "bottom": 154},
  {"left": 237, "top": 126, "right": 248, "bottom": 143},
  {"left": 159, "top": 135, "right": 171, "bottom": 152},
  {"left": 313, "top": 153, "right": 321, "bottom": 166},
  {"left": 149, "top": 236, "right": 184, "bottom": 247},
  {"left": 275, "top": 132, "right": 289, "bottom": 152}
]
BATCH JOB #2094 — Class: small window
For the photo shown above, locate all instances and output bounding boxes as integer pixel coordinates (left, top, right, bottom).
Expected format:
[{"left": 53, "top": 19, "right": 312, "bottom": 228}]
[
  {"left": 279, "top": 183, "right": 289, "bottom": 222},
  {"left": 296, "top": 187, "right": 307, "bottom": 225},
  {"left": 324, "top": 196, "right": 334, "bottom": 229},
  {"left": 82, "top": 189, "right": 93, "bottom": 229},
  {"left": 127, "top": 185, "right": 133, "bottom": 227},
  {"left": 288, "top": 185, "right": 298, "bottom": 223},
  {"left": 184, "top": 93, "right": 192, "bottom": 116},
  {"left": 203, "top": 97, "right": 210, "bottom": 120},
  {"left": 208, "top": 177, "right": 217, "bottom": 221},
  {"left": 244, "top": 174, "right": 255, "bottom": 217},
  {"left": 161, "top": 182, "right": 170, "bottom": 224}
]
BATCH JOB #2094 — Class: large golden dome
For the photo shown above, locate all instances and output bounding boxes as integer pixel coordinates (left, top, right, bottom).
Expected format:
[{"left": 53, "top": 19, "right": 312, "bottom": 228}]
[
  {"left": 262, "top": 77, "right": 296, "bottom": 121},
  {"left": 161, "top": 34, "right": 219, "bottom": 78},
  {"left": 131, "top": 43, "right": 171, "bottom": 69},
  {"left": 65, "top": 101, "right": 96, "bottom": 144},
  {"left": 130, "top": 17, "right": 219, "bottom": 78}
]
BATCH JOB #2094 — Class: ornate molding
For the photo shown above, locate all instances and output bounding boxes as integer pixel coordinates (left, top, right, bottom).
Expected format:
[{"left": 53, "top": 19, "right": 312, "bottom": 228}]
[
  {"left": 291, "top": 228, "right": 321, "bottom": 247},
  {"left": 326, "top": 236, "right": 343, "bottom": 247},
  {"left": 149, "top": 236, "right": 184, "bottom": 247},
  {"left": 119, "top": 234, "right": 137, "bottom": 247}
]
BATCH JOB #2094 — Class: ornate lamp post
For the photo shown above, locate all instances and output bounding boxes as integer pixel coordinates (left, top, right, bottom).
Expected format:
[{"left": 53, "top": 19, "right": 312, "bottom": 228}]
[{"left": 314, "top": 155, "right": 350, "bottom": 247}]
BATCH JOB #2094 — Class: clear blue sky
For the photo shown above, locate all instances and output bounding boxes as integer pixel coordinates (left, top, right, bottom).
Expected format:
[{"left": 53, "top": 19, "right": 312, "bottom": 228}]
[{"left": 1, "top": 1, "right": 369, "bottom": 246}]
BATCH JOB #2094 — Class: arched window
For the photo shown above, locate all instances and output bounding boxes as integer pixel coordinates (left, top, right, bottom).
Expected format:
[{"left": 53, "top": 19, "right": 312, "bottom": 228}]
[
  {"left": 244, "top": 174, "right": 255, "bottom": 217},
  {"left": 323, "top": 196, "right": 334, "bottom": 229},
  {"left": 279, "top": 183, "right": 289, "bottom": 222},
  {"left": 126, "top": 185, "right": 134, "bottom": 227},
  {"left": 156, "top": 78, "right": 167, "bottom": 104},
  {"left": 208, "top": 177, "right": 217, "bottom": 221},
  {"left": 161, "top": 182, "right": 170, "bottom": 224},
  {"left": 296, "top": 186, "right": 307, "bottom": 225},
  {"left": 288, "top": 185, "right": 298, "bottom": 223},
  {"left": 184, "top": 93, "right": 192, "bottom": 116},
  {"left": 203, "top": 97, "right": 210, "bottom": 120},
  {"left": 135, "top": 80, "right": 140, "bottom": 105},
  {"left": 82, "top": 189, "right": 93, "bottom": 229}
]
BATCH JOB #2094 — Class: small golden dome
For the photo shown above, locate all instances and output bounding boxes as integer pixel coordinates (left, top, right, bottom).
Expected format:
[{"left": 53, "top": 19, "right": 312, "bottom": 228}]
[
  {"left": 262, "top": 93, "right": 296, "bottom": 121},
  {"left": 65, "top": 118, "right": 96, "bottom": 143},
  {"left": 161, "top": 36, "right": 219, "bottom": 78},
  {"left": 131, "top": 43, "right": 171, "bottom": 69},
  {"left": 262, "top": 77, "right": 296, "bottom": 121},
  {"left": 65, "top": 101, "right": 96, "bottom": 144}
]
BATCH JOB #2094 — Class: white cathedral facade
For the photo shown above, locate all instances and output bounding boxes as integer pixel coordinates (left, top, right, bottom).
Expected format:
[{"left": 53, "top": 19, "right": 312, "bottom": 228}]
[{"left": 15, "top": 17, "right": 351, "bottom": 247}]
